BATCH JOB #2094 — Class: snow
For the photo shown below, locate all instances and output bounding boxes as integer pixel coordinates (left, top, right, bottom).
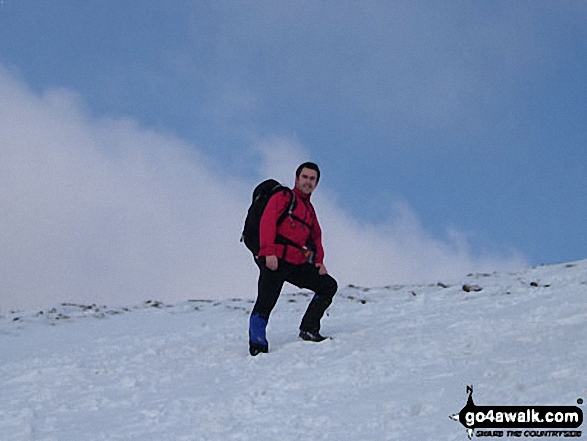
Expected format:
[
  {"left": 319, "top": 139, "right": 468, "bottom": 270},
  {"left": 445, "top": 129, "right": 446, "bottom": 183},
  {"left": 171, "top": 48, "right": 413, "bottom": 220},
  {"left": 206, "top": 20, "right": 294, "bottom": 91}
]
[{"left": 1, "top": 260, "right": 586, "bottom": 440}]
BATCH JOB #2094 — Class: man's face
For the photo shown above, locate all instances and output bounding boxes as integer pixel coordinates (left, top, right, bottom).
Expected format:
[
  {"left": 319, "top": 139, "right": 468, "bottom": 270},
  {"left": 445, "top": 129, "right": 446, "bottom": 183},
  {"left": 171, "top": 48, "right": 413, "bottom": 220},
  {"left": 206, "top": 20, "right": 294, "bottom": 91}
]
[{"left": 295, "top": 168, "right": 318, "bottom": 195}]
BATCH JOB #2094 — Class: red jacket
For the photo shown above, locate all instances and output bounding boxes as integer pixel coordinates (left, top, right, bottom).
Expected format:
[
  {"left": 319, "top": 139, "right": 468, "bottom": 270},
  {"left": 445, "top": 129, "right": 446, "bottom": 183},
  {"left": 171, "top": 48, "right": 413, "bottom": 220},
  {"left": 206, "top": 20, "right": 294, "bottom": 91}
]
[{"left": 258, "top": 186, "right": 325, "bottom": 265}]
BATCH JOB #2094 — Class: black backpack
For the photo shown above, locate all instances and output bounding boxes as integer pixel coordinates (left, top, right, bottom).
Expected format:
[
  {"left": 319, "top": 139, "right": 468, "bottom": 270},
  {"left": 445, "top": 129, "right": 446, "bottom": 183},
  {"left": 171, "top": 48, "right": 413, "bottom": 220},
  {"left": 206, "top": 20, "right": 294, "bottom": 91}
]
[{"left": 241, "top": 179, "right": 296, "bottom": 255}]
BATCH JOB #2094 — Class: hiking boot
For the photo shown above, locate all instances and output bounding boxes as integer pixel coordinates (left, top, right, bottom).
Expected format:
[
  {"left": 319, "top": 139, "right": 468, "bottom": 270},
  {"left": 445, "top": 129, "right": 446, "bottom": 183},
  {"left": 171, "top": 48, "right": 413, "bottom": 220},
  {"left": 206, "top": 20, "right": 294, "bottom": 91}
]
[
  {"left": 249, "top": 342, "right": 269, "bottom": 356},
  {"left": 299, "top": 329, "right": 328, "bottom": 342}
]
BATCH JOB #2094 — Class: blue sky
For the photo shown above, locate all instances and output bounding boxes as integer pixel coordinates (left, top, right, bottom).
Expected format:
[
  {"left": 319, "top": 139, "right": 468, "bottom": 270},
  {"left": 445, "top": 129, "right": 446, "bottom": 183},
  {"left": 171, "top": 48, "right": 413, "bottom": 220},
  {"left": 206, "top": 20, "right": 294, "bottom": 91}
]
[{"left": 1, "top": 1, "right": 586, "bottom": 308}]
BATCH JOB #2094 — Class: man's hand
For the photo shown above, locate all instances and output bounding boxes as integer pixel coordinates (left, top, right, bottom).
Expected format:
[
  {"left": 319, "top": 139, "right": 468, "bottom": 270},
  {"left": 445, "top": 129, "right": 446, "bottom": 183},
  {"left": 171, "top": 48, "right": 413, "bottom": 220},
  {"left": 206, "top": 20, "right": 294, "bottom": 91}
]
[
  {"left": 316, "top": 263, "right": 328, "bottom": 275},
  {"left": 265, "top": 255, "right": 279, "bottom": 271}
]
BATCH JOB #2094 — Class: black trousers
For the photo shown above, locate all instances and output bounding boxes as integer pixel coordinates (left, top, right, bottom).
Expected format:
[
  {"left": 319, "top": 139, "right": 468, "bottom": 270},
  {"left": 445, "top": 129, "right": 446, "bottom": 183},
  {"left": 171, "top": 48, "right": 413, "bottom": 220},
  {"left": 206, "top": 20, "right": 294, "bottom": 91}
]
[{"left": 252, "top": 258, "right": 338, "bottom": 332}]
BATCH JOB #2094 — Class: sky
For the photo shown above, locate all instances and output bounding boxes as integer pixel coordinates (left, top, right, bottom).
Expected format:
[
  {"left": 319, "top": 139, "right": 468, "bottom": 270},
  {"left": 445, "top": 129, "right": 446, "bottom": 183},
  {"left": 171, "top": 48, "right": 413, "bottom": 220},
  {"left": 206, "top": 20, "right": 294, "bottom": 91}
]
[{"left": 1, "top": 1, "right": 585, "bottom": 309}]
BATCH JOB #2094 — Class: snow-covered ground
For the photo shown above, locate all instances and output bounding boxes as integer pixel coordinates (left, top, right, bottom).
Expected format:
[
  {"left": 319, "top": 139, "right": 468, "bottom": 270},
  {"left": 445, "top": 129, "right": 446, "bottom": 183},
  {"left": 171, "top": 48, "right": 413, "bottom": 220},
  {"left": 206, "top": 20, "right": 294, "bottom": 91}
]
[{"left": 1, "top": 260, "right": 586, "bottom": 440}]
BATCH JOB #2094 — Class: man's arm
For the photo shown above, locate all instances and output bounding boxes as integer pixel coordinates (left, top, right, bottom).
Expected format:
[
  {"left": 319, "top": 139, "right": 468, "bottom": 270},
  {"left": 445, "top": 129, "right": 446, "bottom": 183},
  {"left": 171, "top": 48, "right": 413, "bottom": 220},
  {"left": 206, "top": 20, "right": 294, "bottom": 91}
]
[{"left": 310, "top": 211, "right": 328, "bottom": 275}]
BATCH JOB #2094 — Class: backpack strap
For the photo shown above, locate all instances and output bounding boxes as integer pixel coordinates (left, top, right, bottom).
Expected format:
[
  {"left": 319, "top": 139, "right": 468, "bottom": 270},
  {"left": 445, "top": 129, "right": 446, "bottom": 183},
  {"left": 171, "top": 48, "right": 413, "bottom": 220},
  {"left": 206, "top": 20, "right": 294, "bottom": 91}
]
[
  {"left": 276, "top": 190, "right": 314, "bottom": 229},
  {"left": 276, "top": 188, "right": 296, "bottom": 226},
  {"left": 275, "top": 234, "right": 316, "bottom": 263}
]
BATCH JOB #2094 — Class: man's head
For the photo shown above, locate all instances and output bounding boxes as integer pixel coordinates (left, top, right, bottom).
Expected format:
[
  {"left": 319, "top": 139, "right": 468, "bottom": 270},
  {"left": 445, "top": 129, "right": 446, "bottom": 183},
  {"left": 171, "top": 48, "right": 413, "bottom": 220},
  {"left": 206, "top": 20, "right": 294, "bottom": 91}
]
[{"left": 295, "top": 162, "right": 320, "bottom": 195}]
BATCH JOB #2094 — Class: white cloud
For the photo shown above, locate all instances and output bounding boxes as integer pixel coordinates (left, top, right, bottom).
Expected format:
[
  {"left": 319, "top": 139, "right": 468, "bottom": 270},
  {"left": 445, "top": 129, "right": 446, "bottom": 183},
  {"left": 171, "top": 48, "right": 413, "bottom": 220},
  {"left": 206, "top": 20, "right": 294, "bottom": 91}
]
[
  {"left": 255, "top": 137, "right": 309, "bottom": 185},
  {"left": 0, "top": 67, "right": 525, "bottom": 311},
  {"left": 318, "top": 197, "right": 526, "bottom": 288},
  {"left": 0, "top": 67, "right": 256, "bottom": 310}
]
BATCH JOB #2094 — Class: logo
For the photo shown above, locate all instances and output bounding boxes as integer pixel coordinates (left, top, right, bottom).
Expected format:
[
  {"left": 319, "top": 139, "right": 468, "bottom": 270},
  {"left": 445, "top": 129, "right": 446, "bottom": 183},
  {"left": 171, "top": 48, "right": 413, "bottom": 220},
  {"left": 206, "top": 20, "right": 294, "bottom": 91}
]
[{"left": 450, "top": 386, "right": 583, "bottom": 439}]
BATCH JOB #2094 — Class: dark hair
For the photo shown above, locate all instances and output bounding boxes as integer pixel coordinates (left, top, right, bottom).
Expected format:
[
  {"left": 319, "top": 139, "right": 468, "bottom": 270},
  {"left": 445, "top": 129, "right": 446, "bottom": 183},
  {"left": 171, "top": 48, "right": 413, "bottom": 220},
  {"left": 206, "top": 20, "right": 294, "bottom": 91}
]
[{"left": 296, "top": 162, "right": 320, "bottom": 183}]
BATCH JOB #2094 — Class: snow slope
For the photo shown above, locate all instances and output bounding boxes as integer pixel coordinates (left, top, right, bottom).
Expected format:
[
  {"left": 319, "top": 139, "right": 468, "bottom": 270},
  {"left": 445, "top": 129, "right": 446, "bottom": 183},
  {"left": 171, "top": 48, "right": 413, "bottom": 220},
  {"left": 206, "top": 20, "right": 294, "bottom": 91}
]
[{"left": 1, "top": 260, "right": 586, "bottom": 440}]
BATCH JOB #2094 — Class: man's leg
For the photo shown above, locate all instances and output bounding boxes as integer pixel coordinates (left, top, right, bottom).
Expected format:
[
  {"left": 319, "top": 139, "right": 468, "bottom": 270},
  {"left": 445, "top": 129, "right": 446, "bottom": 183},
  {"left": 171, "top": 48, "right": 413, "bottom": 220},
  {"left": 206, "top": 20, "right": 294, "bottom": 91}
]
[
  {"left": 287, "top": 264, "right": 338, "bottom": 336},
  {"left": 249, "top": 258, "right": 286, "bottom": 354}
]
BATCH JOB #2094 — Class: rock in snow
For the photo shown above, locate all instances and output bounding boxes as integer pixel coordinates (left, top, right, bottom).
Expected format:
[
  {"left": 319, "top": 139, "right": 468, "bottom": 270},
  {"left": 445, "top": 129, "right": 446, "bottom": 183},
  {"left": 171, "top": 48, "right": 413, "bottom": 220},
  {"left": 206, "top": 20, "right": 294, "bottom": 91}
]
[{"left": 1, "top": 260, "right": 586, "bottom": 440}]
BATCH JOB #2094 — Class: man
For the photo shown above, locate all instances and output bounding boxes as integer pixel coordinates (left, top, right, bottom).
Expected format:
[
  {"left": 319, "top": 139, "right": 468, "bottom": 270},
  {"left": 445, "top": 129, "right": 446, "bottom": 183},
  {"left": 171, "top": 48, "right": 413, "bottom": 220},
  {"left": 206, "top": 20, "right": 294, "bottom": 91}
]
[{"left": 249, "top": 162, "right": 338, "bottom": 356}]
